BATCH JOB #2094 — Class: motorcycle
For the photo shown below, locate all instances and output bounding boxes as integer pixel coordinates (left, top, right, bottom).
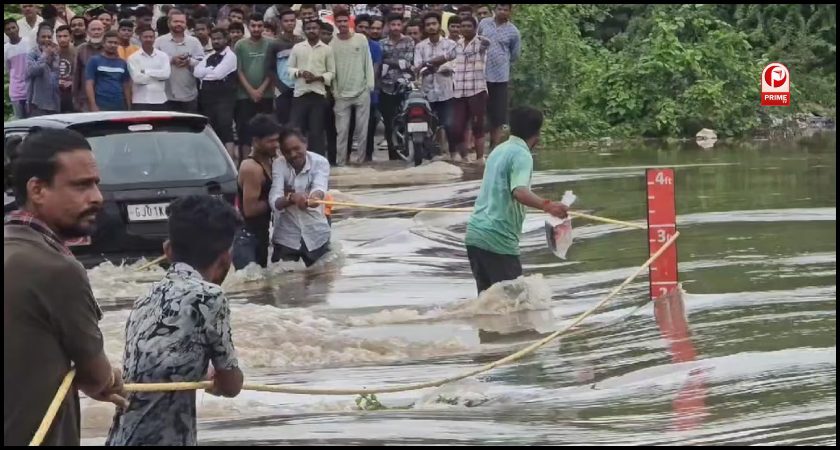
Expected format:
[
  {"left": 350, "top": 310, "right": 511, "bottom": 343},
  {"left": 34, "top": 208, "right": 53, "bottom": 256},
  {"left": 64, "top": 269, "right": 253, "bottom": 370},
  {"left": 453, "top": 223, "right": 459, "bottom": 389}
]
[{"left": 390, "top": 68, "right": 439, "bottom": 166}]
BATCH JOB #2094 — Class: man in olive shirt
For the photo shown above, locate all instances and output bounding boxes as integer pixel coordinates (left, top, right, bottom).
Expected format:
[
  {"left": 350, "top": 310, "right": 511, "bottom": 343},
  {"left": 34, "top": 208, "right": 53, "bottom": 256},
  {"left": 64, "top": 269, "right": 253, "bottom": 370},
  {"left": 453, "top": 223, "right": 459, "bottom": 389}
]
[
  {"left": 464, "top": 107, "right": 570, "bottom": 294},
  {"left": 235, "top": 13, "right": 274, "bottom": 163},
  {"left": 4, "top": 128, "right": 125, "bottom": 446}
]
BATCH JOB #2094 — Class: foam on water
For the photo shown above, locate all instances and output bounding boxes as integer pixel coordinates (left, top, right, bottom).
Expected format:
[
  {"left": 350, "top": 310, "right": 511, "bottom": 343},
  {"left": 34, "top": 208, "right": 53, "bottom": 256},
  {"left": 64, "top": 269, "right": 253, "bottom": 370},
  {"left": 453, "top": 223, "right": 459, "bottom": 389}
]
[
  {"left": 99, "top": 303, "right": 472, "bottom": 372},
  {"left": 345, "top": 275, "right": 554, "bottom": 326}
]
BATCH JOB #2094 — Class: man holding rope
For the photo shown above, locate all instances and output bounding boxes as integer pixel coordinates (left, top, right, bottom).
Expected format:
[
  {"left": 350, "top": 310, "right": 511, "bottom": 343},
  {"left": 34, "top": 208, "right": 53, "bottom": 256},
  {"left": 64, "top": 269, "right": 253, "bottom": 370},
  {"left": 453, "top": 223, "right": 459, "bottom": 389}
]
[
  {"left": 4, "top": 129, "right": 125, "bottom": 446},
  {"left": 106, "top": 195, "right": 244, "bottom": 446},
  {"left": 464, "top": 106, "right": 569, "bottom": 294}
]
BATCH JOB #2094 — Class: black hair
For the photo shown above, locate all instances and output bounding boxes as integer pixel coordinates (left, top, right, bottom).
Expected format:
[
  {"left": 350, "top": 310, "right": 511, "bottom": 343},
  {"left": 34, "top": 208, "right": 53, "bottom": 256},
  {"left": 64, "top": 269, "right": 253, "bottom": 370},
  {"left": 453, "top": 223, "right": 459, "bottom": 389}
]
[
  {"left": 166, "top": 195, "right": 242, "bottom": 270},
  {"left": 229, "top": 7, "right": 245, "bottom": 17},
  {"left": 386, "top": 13, "right": 404, "bottom": 24},
  {"left": 70, "top": 16, "right": 88, "bottom": 27},
  {"left": 136, "top": 25, "right": 155, "bottom": 36},
  {"left": 319, "top": 21, "right": 333, "bottom": 33},
  {"left": 227, "top": 21, "right": 245, "bottom": 33},
  {"left": 36, "top": 23, "right": 54, "bottom": 35},
  {"left": 406, "top": 18, "right": 422, "bottom": 29},
  {"left": 135, "top": 6, "right": 153, "bottom": 19},
  {"left": 55, "top": 24, "right": 71, "bottom": 35},
  {"left": 155, "top": 17, "right": 169, "bottom": 35},
  {"left": 194, "top": 17, "right": 212, "bottom": 30},
  {"left": 209, "top": 27, "right": 229, "bottom": 39},
  {"left": 509, "top": 107, "right": 544, "bottom": 141},
  {"left": 422, "top": 11, "right": 442, "bottom": 26},
  {"left": 4, "top": 18, "right": 18, "bottom": 28},
  {"left": 457, "top": 5, "right": 474, "bottom": 14},
  {"left": 103, "top": 29, "right": 120, "bottom": 40},
  {"left": 117, "top": 9, "right": 133, "bottom": 21},
  {"left": 461, "top": 16, "right": 477, "bottom": 29},
  {"left": 371, "top": 15, "right": 385, "bottom": 26},
  {"left": 299, "top": 4, "right": 317, "bottom": 12},
  {"left": 118, "top": 19, "right": 135, "bottom": 30},
  {"left": 249, "top": 13, "right": 264, "bottom": 24},
  {"left": 278, "top": 126, "right": 307, "bottom": 144},
  {"left": 355, "top": 14, "right": 372, "bottom": 27},
  {"left": 12, "top": 129, "right": 92, "bottom": 204},
  {"left": 249, "top": 114, "right": 281, "bottom": 140},
  {"left": 447, "top": 15, "right": 461, "bottom": 26},
  {"left": 279, "top": 8, "right": 297, "bottom": 21},
  {"left": 41, "top": 5, "right": 59, "bottom": 21}
]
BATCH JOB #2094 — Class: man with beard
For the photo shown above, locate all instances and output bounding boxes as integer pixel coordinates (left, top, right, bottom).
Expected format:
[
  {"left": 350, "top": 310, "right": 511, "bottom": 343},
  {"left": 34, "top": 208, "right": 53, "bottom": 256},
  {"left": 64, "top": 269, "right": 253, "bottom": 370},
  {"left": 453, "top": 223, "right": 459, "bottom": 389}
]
[
  {"left": 4, "top": 128, "right": 127, "bottom": 446},
  {"left": 72, "top": 19, "right": 105, "bottom": 112},
  {"left": 69, "top": 16, "right": 88, "bottom": 47}
]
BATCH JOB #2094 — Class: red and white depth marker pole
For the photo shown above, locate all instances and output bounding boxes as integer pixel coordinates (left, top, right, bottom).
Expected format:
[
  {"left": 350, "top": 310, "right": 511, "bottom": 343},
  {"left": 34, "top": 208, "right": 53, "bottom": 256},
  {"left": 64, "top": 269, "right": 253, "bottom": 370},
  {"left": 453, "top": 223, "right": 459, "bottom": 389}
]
[{"left": 646, "top": 169, "right": 679, "bottom": 301}]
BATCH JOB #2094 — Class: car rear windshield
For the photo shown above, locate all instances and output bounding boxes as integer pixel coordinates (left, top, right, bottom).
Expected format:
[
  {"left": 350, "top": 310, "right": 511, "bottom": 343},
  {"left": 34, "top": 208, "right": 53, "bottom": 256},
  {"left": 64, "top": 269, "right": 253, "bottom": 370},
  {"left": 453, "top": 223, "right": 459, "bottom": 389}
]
[{"left": 86, "top": 126, "right": 231, "bottom": 185}]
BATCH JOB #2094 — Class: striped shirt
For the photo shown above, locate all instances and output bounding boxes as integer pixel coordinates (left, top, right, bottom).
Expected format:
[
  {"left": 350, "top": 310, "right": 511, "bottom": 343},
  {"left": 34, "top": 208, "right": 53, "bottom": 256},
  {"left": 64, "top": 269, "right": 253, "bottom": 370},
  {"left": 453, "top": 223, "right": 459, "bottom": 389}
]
[{"left": 414, "top": 37, "right": 457, "bottom": 103}]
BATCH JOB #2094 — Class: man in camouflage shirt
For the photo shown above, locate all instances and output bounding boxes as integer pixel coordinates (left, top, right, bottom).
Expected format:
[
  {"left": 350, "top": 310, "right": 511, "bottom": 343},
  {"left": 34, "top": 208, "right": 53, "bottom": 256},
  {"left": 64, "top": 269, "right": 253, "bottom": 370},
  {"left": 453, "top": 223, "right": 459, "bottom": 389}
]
[{"left": 106, "top": 196, "right": 244, "bottom": 446}]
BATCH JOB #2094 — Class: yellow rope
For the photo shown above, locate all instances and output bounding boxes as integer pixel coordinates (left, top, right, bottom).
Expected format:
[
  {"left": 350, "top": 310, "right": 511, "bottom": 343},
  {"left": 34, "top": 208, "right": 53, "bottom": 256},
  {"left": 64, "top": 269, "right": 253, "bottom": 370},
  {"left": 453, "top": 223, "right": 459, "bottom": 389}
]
[
  {"left": 133, "top": 201, "right": 644, "bottom": 272},
  {"left": 122, "top": 232, "right": 678, "bottom": 396},
  {"left": 29, "top": 369, "right": 76, "bottom": 446},
  {"left": 134, "top": 255, "right": 166, "bottom": 272},
  {"left": 315, "top": 199, "right": 646, "bottom": 230},
  {"left": 34, "top": 234, "right": 679, "bottom": 443}
]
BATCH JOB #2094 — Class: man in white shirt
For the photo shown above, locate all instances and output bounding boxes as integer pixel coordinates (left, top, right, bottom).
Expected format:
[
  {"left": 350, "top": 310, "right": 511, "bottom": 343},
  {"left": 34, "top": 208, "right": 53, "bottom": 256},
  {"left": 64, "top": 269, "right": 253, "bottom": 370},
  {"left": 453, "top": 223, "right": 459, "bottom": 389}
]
[
  {"left": 268, "top": 127, "right": 332, "bottom": 267},
  {"left": 288, "top": 19, "right": 336, "bottom": 158},
  {"left": 15, "top": 4, "right": 43, "bottom": 43},
  {"left": 194, "top": 27, "right": 239, "bottom": 161},
  {"left": 127, "top": 26, "right": 171, "bottom": 110}
]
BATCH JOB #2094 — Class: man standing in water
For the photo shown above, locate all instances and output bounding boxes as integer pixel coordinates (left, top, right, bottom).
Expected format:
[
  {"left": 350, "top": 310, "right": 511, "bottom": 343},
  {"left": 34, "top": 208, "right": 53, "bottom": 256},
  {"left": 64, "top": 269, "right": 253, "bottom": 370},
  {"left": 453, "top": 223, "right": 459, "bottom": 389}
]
[
  {"left": 5, "top": 129, "right": 126, "bottom": 446},
  {"left": 269, "top": 127, "right": 332, "bottom": 267},
  {"left": 465, "top": 107, "right": 569, "bottom": 294},
  {"left": 232, "top": 114, "right": 280, "bottom": 270},
  {"left": 107, "top": 195, "right": 244, "bottom": 446}
]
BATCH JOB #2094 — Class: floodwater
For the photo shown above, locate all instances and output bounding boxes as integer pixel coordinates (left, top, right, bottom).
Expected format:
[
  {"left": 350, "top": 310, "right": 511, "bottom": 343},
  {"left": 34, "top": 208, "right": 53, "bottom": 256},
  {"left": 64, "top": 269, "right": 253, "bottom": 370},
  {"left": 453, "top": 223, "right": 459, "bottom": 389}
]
[{"left": 80, "top": 132, "right": 835, "bottom": 445}]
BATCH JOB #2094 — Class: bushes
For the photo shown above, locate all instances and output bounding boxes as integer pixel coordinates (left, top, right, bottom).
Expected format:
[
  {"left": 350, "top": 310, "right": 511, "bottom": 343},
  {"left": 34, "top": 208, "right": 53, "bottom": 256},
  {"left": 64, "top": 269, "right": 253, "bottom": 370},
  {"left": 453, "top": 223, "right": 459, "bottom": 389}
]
[{"left": 511, "top": 4, "right": 836, "bottom": 142}]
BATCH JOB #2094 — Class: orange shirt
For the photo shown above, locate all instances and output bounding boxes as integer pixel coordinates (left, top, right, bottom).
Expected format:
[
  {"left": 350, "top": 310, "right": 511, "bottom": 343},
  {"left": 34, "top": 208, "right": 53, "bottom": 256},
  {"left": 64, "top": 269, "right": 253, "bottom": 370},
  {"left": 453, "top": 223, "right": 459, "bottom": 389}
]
[{"left": 118, "top": 44, "right": 140, "bottom": 61}]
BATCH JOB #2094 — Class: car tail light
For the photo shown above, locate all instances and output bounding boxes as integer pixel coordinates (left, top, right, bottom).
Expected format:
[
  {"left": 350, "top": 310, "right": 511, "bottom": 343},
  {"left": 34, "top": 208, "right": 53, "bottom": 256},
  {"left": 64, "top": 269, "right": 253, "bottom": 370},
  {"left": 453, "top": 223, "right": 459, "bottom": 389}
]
[{"left": 408, "top": 106, "right": 427, "bottom": 119}]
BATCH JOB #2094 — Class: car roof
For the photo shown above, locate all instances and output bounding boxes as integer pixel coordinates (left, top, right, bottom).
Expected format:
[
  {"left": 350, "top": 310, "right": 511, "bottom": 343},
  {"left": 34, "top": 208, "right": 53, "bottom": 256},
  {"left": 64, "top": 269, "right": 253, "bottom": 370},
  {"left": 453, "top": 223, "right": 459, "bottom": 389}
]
[{"left": 4, "top": 111, "right": 206, "bottom": 130}]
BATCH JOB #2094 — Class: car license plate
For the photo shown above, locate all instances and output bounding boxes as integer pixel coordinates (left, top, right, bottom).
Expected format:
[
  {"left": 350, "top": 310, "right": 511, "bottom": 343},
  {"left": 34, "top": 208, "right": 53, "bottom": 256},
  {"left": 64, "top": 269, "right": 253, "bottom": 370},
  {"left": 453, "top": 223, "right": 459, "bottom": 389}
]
[
  {"left": 127, "top": 203, "right": 170, "bottom": 222},
  {"left": 66, "top": 236, "right": 91, "bottom": 247},
  {"left": 407, "top": 122, "right": 429, "bottom": 132}
]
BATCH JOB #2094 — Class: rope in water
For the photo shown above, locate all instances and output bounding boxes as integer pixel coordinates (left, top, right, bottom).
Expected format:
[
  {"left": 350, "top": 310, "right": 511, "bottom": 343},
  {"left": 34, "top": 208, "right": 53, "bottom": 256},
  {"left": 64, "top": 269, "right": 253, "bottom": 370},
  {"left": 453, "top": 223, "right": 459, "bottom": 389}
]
[
  {"left": 29, "top": 231, "right": 680, "bottom": 446},
  {"left": 314, "top": 200, "right": 647, "bottom": 230},
  {"left": 133, "top": 200, "right": 644, "bottom": 273},
  {"left": 33, "top": 232, "right": 679, "bottom": 444}
]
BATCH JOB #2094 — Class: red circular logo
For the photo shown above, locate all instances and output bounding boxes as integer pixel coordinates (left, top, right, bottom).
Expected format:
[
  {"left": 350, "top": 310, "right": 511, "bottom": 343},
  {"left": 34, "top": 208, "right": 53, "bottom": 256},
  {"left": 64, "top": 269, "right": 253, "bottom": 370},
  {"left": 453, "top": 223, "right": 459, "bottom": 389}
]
[{"left": 763, "top": 64, "right": 788, "bottom": 88}]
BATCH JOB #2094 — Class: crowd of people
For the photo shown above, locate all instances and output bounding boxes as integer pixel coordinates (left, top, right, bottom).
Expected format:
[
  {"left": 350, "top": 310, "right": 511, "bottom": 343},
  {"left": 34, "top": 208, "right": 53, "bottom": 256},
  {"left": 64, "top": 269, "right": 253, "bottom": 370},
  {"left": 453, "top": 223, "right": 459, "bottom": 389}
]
[
  {"left": 4, "top": 3, "right": 522, "bottom": 166},
  {"left": 5, "top": 4, "right": 575, "bottom": 448}
]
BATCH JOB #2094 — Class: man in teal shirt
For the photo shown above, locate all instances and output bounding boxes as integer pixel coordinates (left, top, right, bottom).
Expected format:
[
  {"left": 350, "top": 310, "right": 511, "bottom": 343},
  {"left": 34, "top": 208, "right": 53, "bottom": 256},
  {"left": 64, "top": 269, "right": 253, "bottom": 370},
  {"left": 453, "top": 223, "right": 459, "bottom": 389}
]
[{"left": 465, "top": 106, "right": 569, "bottom": 293}]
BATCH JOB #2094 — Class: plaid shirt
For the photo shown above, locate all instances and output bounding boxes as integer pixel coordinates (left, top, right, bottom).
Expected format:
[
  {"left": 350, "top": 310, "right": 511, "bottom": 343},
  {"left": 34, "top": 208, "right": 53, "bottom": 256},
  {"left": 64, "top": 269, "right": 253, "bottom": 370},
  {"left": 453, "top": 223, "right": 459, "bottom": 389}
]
[
  {"left": 380, "top": 35, "right": 415, "bottom": 96},
  {"left": 4, "top": 209, "right": 73, "bottom": 256},
  {"left": 477, "top": 17, "right": 522, "bottom": 83},
  {"left": 454, "top": 36, "right": 489, "bottom": 98},
  {"left": 414, "top": 38, "right": 457, "bottom": 103}
]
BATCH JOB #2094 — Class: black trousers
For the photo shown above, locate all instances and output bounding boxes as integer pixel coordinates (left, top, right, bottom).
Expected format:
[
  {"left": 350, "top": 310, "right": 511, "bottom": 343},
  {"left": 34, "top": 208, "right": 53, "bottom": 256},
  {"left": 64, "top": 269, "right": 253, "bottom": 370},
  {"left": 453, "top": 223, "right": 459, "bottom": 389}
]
[
  {"left": 379, "top": 92, "right": 403, "bottom": 160},
  {"left": 291, "top": 93, "right": 328, "bottom": 157},
  {"left": 466, "top": 245, "right": 523, "bottom": 294},
  {"left": 199, "top": 91, "right": 236, "bottom": 144}
]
